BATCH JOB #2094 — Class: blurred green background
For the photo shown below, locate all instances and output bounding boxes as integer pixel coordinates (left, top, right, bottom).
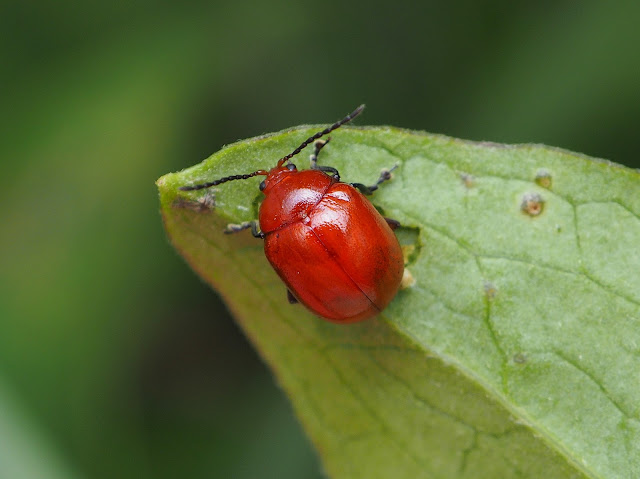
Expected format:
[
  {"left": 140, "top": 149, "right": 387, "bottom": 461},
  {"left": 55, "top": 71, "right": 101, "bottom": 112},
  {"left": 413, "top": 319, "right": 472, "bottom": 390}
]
[{"left": 1, "top": 1, "right": 638, "bottom": 477}]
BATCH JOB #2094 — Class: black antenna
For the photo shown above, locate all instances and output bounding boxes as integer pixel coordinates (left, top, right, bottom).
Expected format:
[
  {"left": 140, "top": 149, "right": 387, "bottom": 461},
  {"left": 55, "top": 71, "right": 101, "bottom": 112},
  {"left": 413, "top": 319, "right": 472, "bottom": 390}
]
[
  {"left": 179, "top": 105, "right": 365, "bottom": 192},
  {"left": 276, "top": 104, "right": 365, "bottom": 167},
  {"left": 179, "top": 170, "right": 267, "bottom": 191}
]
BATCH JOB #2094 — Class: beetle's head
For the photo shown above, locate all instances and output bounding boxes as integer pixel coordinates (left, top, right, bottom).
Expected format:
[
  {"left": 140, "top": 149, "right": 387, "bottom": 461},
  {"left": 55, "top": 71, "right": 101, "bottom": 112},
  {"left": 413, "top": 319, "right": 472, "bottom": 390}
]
[{"left": 259, "top": 163, "right": 297, "bottom": 193}]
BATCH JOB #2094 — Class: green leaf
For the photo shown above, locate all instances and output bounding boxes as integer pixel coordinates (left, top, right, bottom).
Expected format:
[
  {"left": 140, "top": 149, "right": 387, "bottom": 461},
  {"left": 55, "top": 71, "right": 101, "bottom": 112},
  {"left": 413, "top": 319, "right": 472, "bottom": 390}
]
[
  {"left": 0, "top": 377, "right": 81, "bottom": 479},
  {"left": 157, "top": 124, "right": 640, "bottom": 479}
]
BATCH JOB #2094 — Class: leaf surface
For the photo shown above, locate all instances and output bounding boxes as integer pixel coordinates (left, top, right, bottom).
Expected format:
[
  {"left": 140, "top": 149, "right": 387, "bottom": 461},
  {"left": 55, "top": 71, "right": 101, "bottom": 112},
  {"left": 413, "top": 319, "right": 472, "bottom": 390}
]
[{"left": 158, "top": 124, "right": 640, "bottom": 479}]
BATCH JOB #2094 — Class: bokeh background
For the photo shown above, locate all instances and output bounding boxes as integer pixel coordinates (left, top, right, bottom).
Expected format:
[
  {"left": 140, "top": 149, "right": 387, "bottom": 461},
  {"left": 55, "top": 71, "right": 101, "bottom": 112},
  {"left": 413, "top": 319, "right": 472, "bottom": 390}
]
[{"left": 1, "top": 1, "right": 639, "bottom": 478}]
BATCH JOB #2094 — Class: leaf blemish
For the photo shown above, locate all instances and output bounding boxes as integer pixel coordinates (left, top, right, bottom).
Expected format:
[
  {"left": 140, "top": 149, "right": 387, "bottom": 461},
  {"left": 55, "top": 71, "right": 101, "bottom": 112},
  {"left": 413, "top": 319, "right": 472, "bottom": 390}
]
[
  {"left": 484, "top": 281, "right": 498, "bottom": 299},
  {"left": 172, "top": 191, "right": 216, "bottom": 212},
  {"left": 534, "top": 169, "right": 552, "bottom": 189},
  {"left": 460, "top": 172, "right": 474, "bottom": 188},
  {"left": 521, "top": 193, "right": 545, "bottom": 217},
  {"left": 400, "top": 268, "right": 416, "bottom": 289},
  {"left": 513, "top": 352, "right": 527, "bottom": 364}
]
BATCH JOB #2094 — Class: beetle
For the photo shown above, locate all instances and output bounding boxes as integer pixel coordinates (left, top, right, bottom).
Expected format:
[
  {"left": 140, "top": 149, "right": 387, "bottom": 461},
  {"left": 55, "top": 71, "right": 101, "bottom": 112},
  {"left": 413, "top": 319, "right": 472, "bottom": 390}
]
[{"left": 180, "top": 105, "right": 404, "bottom": 323}]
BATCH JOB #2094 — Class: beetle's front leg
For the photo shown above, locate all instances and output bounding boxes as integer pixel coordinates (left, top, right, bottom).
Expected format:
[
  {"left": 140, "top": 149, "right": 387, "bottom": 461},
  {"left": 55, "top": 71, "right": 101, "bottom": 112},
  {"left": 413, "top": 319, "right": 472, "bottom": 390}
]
[
  {"left": 310, "top": 138, "right": 330, "bottom": 169},
  {"left": 224, "top": 221, "right": 265, "bottom": 239},
  {"left": 310, "top": 139, "right": 341, "bottom": 180}
]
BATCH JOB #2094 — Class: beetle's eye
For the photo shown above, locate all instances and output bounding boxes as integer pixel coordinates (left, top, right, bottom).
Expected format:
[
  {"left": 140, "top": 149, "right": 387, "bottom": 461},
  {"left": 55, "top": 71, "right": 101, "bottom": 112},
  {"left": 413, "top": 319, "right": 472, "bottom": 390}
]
[
  {"left": 259, "top": 180, "right": 266, "bottom": 191},
  {"left": 287, "top": 163, "right": 296, "bottom": 171}
]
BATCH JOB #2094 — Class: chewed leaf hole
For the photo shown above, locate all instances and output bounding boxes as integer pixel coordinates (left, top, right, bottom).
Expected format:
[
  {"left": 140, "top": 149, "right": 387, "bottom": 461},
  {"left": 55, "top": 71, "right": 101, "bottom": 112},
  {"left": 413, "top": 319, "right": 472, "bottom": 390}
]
[{"left": 395, "top": 225, "right": 421, "bottom": 265}]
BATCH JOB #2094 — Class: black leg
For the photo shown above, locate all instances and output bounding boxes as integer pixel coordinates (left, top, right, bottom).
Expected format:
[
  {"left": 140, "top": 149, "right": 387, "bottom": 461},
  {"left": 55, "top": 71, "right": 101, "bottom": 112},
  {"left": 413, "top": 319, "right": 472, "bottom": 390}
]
[
  {"left": 384, "top": 217, "right": 401, "bottom": 230},
  {"left": 224, "top": 221, "right": 264, "bottom": 239},
  {"left": 351, "top": 165, "right": 398, "bottom": 195},
  {"left": 310, "top": 138, "right": 331, "bottom": 169},
  {"left": 287, "top": 289, "right": 299, "bottom": 304},
  {"left": 316, "top": 165, "right": 340, "bottom": 180},
  {"left": 310, "top": 138, "right": 340, "bottom": 180}
]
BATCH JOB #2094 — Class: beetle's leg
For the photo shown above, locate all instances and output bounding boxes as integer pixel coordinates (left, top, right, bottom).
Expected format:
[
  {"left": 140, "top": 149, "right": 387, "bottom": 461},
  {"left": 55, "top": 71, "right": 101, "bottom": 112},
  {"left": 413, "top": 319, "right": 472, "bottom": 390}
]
[
  {"left": 224, "top": 221, "right": 265, "bottom": 239},
  {"left": 310, "top": 138, "right": 330, "bottom": 169},
  {"left": 311, "top": 142, "right": 341, "bottom": 179},
  {"left": 351, "top": 165, "right": 398, "bottom": 195},
  {"left": 287, "top": 289, "right": 299, "bottom": 304},
  {"left": 310, "top": 138, "right": 341, "bottom": 180},
  {"left": 384, "top": 217, "right": 401, "bottom": 230},
  {"left": 317, "top": 165, "right": 340, "bottom": 180}
]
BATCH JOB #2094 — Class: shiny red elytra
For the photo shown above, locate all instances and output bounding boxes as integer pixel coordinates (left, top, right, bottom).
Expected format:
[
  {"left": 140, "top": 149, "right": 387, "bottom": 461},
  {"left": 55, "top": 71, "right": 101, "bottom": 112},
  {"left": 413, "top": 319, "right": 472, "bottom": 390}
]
[{"left": 180, "top": 105, "right": 404, "bottom": 322}]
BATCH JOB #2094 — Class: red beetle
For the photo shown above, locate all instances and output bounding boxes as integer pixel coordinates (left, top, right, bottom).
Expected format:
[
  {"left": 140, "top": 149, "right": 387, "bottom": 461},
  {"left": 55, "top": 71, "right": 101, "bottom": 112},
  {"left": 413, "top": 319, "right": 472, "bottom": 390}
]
[{"left": 180, "top": 106, "right": 404, "bottom": 322}]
